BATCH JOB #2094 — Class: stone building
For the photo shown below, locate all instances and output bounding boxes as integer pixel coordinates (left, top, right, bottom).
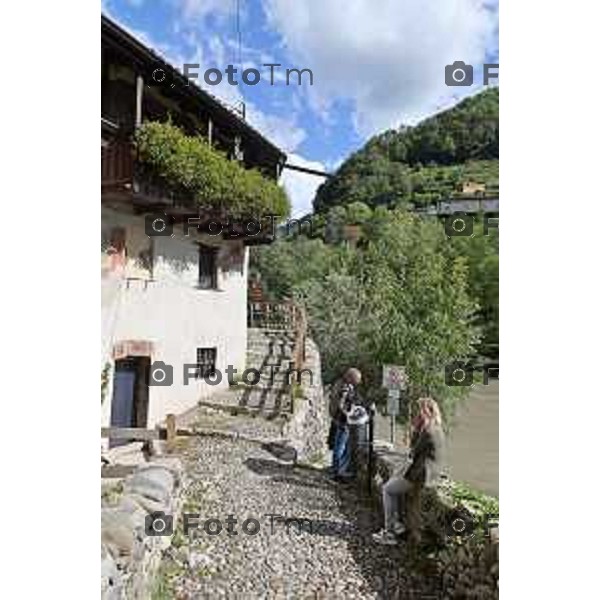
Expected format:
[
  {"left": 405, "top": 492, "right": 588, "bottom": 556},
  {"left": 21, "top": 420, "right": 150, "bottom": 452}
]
[{"left": 101, "top": 15, "right": 287, "bottom": 439}]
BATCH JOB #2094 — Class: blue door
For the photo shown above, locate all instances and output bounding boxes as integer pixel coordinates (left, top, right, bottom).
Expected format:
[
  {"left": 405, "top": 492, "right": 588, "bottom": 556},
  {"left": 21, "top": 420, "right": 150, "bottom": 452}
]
[{"left": 109, "top": 365, "right": 136, "bottom": 448}]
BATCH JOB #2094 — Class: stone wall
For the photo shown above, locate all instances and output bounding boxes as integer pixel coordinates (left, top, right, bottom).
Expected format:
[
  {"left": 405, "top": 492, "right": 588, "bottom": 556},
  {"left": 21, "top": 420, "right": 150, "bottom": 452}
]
[
  {"left": 357, "top": 443, "right": 499, "bottom": 599},
  {"left": 282, "top": 337, "right": 329, "bottom": 464},
  {"left": 101, "top": 455, "right": 186, "bottom": 599}
]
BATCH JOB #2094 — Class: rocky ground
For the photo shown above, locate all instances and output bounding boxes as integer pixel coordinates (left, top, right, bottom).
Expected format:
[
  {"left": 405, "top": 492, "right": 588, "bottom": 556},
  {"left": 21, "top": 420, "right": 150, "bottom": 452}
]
[{"left": 153, "top": 410, "right": 444, "bottom": 599}]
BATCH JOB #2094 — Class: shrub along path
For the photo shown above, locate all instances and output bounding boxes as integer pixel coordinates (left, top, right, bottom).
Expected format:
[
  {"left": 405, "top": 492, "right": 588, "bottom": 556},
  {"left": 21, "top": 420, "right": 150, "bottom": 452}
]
[{"left": 154, "top": 409, "right": 442, "bottom": 599}]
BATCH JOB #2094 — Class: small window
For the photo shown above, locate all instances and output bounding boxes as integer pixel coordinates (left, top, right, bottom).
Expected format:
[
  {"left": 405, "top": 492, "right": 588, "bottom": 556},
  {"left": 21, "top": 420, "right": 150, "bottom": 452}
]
[
  {"left": 196, "top": 347, "right": 217, "bottom": 379},
  {"left": 198, "top": 243, "right": 218, "bottom": 289}
]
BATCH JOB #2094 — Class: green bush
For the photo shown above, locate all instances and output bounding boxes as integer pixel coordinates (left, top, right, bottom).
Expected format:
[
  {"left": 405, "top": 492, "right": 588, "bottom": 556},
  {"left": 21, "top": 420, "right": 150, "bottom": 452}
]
[{"left": 134, "top": 121, "right": 290, "bottom": 218}]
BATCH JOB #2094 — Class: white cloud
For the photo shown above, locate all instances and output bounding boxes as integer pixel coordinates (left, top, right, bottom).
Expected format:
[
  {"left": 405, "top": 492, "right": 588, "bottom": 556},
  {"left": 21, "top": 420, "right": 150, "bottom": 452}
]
[
  {"left": 280, "top": 154, "right": 328, "bottom": 217},
  {"left": 175, "top": 0, "right": 234, "bottom": 21},
  {"left": 263, "top": 0, "right": 498, "bottom": 136},
  {"left": 245, "top": 106, "right": 306, "bottom": 153}
]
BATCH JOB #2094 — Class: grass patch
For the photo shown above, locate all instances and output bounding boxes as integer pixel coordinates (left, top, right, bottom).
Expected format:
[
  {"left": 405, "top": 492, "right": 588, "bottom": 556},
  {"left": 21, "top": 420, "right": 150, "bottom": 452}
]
[
  {"left": 101, "top": 481, "right": 124, "bottom": 507},
  {"left": 151, "top": 560, "right": 185, "bottom": 600}
]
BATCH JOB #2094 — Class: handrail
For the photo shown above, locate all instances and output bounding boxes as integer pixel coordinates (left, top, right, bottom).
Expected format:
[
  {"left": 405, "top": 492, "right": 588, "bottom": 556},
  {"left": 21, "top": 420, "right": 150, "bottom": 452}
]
[
  {"left": 293, "top": 304, "right": 307, "bottom": 373},
  {"left": 248, "top": 300, "right": 296, "bottom": 330}
]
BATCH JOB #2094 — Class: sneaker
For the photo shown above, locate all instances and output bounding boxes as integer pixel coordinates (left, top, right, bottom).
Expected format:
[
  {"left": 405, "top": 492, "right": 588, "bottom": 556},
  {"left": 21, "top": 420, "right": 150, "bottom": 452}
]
[{"left": 372, "top": 529, "right": 398, "bottom": 546}]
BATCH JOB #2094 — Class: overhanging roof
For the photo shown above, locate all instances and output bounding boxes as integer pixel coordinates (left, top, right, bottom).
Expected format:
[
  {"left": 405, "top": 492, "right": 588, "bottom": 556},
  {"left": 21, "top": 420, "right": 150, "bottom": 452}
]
[{"left": 101, "top": 14, "right": 286, "bottom": 165}]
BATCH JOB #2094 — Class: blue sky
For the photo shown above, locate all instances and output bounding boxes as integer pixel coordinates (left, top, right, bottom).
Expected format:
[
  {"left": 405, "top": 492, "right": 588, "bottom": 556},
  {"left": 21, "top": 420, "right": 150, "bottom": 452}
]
[{"left": 103, "top": 0, "right": 499, "bottom": 216}]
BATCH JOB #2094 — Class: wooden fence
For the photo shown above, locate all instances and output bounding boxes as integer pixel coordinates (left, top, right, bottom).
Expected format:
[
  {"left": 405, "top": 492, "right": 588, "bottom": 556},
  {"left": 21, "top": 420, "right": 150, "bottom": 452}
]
[{"left": 101, "top": 414, "right": 184, "bottom": 452}]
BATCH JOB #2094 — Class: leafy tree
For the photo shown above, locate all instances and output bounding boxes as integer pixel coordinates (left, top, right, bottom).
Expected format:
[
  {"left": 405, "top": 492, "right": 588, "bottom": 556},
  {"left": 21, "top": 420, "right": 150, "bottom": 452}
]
[
  {"left": 251, "top": 208, "right": 480, "bottom": 419},
  {"left": 252, "top": 236, "right": 349, "bottom": 299},
  {"left": 448, "top": 218, "right": 499, "bottom": 356}
]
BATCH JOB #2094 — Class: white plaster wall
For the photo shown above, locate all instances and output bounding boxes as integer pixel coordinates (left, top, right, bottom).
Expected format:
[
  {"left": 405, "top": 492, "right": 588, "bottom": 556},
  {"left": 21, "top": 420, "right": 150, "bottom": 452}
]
[{"left": 101, "top": 207, "right": 248, "bottom": 428}]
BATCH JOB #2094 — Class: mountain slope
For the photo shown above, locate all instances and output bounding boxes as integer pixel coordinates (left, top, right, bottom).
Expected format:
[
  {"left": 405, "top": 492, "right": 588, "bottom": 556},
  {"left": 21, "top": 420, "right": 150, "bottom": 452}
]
[{"left": 314, "top": 88, "right": 499, "bottom": 212}]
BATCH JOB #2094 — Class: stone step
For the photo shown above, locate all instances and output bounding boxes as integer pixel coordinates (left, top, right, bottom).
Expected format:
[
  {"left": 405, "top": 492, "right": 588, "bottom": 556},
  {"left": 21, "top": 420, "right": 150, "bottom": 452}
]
[
  {"left": 247, "top": 367, "right": 296, "bottom": 380},
  {"left": 230, "top": 387, "right": 293, "bottom": 413},
  {"left": 246, "top": 344, "right": 296, "bottom": 354},
  {"left": 248, "top": 328, "right": 296, "bottom": 340},
  {"left": 196, "top": 399, "right": 292, "bottom": 419},
  {"left": 245, "top": 363, "right": 295, "bottom": 374},
  {"left": 246, "top": 349, "right": 295, "bottom": 360},
  {"left": 247, "top": 339, "right": 296, "bottom": 347}
]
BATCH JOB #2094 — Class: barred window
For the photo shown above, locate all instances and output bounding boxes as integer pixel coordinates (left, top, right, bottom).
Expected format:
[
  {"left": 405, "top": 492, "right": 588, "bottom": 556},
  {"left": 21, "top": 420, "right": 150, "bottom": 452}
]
[{"left": 196, "top": 347, "right": 217, "bottom": 379}]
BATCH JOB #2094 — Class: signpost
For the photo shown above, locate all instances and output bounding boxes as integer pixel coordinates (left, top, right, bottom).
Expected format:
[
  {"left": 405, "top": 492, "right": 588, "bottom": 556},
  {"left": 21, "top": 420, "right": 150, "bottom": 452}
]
[{"left": 382, "top": 365, "right": 407, "bottom": 446}]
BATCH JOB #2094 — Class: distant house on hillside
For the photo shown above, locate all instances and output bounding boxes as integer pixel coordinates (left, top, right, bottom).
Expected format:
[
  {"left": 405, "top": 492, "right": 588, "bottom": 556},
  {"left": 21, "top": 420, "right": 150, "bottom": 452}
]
[
  {"left": 458, "top": 181, "right": 487, "bottom": 196},
  {"left": 101, "top": 15, "right": 287, "bottom": 441}
]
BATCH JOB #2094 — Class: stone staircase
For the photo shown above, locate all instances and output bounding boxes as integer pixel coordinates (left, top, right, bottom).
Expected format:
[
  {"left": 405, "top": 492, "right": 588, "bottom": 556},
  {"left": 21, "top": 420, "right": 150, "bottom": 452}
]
[{"left": 197, "top": 328, "right": 298, "bottom": 420}]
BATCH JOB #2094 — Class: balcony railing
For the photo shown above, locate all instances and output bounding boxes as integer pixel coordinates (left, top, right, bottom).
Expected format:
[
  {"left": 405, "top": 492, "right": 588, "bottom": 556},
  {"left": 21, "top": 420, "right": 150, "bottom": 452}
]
[
  {"left": 101, "top": 139, "right": 134, "bottom": 189},
  {"left": 101, "top": 138, "right": 205, "bottom": 210}
]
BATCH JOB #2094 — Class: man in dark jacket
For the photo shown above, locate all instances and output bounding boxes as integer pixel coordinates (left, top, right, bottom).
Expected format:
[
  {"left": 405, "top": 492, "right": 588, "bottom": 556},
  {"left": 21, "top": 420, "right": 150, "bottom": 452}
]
[
  {"left": 328, "top": 368, "right": 362, "bottom": 480},
  {"left": 372, "top": 397, "right": 445, "bottom": 545}
]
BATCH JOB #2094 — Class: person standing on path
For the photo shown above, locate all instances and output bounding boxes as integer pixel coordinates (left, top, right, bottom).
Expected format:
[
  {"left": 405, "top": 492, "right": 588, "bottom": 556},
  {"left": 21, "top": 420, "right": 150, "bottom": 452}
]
[
  {"left": 372, "top": 397, "right": 445, "bottom": 545},
  {"left": 328, "top": 368, "right": 362, "bottom": 480}
]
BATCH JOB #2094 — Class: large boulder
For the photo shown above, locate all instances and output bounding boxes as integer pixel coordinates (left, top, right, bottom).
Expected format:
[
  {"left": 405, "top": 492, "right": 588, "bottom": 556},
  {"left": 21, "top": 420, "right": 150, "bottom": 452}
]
[{"left": 123, "top": 466, "right": 175, "bottom": 504}]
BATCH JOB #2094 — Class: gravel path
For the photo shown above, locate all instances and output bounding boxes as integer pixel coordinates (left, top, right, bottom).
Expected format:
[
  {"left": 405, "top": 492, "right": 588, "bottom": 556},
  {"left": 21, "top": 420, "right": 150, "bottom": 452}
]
[{"left": 157, "top": 412, "right": 442, "bottom": 599}]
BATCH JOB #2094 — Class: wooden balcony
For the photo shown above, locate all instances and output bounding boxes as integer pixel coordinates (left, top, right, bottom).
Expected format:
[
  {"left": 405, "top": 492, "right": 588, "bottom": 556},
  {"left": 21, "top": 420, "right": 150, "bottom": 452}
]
[
  {"left": 101, "top": 138, "right": 135, "bottom": 193},
  {"left": 101, "top": 138, "right": 279, "bottom": 244},
  {"left": 101, "top": 138, "right": 193, "bottom": 209}
]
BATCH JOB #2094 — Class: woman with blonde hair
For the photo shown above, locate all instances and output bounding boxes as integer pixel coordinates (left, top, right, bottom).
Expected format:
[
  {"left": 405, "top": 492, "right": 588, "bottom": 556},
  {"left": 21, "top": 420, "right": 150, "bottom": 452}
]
[{"left": 372, "top": 397, "right": 445, "bottom": 545}]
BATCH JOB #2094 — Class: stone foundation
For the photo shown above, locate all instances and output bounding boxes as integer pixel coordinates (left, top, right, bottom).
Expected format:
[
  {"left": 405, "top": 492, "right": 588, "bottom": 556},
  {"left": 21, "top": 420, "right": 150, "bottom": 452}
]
[{"left": 101, "top": 454, "right": 186, "bottom": 599}]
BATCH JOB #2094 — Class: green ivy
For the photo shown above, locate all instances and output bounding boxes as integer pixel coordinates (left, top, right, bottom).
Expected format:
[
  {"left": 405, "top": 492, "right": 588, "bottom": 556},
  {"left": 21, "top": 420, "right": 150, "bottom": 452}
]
[{"left": 134, "top": 121, "right": 290, "bottom": 218}]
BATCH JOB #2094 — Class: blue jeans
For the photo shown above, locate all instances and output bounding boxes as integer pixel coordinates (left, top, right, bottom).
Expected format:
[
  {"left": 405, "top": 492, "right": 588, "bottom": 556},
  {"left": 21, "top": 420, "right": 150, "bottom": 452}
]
[{"left": 332, "top": 423, "right": 351, "bottom": 476}]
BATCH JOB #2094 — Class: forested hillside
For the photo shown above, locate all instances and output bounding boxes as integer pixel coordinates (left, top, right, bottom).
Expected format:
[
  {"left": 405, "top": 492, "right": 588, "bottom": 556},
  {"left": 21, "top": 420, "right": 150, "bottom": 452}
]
[{"left": 314, "top": 88, "right": 499, "bottom": 212}]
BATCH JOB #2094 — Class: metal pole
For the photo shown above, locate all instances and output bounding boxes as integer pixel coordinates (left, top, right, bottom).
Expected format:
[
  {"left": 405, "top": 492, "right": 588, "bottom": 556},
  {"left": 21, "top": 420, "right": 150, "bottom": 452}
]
[
  {"left": 390, "top": 414, "right": 395, "bottom": 446},
  {"left": 367, "top": 407, "right": 374, "bottom": 496}
]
